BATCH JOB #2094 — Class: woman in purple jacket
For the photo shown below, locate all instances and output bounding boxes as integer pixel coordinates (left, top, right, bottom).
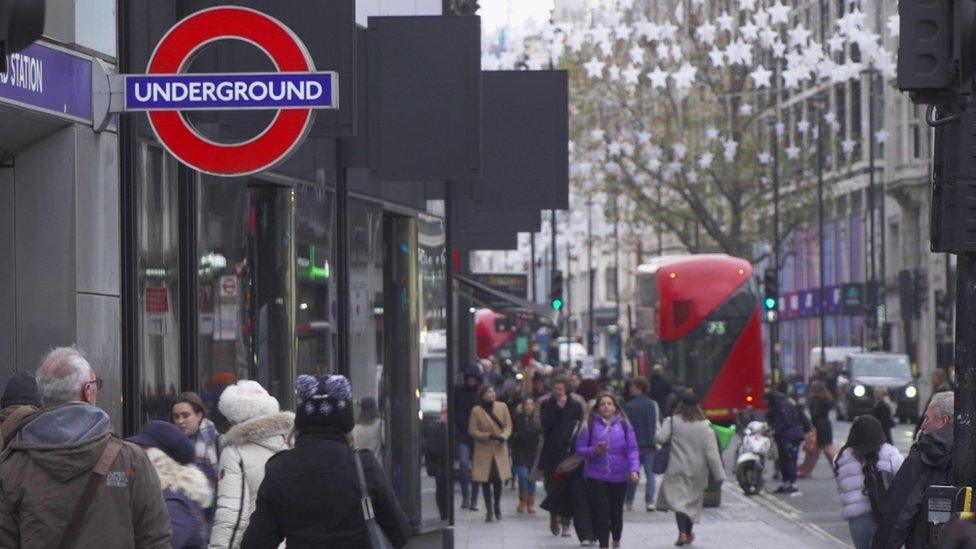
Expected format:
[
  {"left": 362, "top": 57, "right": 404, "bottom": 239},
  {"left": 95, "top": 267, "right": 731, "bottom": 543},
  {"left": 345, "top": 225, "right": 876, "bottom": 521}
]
[{"left": 577, "top": 392, "right": 640, "bottom": 549}]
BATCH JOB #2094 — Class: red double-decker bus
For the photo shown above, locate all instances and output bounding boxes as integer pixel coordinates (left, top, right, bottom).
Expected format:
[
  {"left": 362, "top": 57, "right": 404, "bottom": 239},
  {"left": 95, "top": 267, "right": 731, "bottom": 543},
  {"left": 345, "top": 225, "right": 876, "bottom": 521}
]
[{"left": 635, "top": 254, "right": 764, "bottom": 421}]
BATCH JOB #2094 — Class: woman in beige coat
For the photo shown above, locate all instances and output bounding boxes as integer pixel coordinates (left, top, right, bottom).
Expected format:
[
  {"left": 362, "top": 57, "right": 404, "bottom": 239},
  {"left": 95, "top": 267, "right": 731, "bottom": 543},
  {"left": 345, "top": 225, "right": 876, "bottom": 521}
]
[
  {"left": 468, "top": 384, "right": 513, "bottom": 523},
  {"left": 655, "top": 390, "right": 725, "bottom": 546}
]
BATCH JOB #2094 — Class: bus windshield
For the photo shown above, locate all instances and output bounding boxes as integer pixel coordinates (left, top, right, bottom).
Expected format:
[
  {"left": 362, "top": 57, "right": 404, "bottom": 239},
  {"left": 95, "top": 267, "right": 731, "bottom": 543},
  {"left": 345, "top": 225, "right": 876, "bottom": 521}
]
[{"left": 661, "top": 282, "right": 754, "bottom": 399}]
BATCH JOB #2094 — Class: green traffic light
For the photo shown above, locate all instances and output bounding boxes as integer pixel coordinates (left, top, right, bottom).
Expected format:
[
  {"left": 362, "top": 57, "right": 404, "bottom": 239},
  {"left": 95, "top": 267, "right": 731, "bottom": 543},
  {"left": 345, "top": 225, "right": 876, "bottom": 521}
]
[
  {"left": 552, "top": 298, "right": 564, "bottom": 310},
  {"left": 764, "top": 297, "right": 777, "bottom": 310}
]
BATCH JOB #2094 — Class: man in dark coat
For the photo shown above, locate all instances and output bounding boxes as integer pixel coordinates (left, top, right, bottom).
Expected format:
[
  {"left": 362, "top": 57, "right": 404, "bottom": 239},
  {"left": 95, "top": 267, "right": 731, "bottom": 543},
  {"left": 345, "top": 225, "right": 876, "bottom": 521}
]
[
  {"left": 625, "top": 376, "right": 659, "bottom": 511},
  {"left": 453, "top": 364, "right": 483, "bottom": 510},
  {"left": 536, "top": 375, "right": 584, "bottom": 537},
  {"left": 873, "top": 391, "right": 954, "bottom": 549},
  {"left": 648, "top": 364, "right": 673, "bottom": 416},
  {"left": 765, "top": 389, "right": 805, "bottom": 494}
]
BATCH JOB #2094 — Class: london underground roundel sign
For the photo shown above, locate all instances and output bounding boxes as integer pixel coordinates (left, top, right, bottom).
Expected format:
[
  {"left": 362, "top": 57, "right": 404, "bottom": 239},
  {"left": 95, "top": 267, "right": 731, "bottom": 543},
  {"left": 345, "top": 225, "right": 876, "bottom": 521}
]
[{"left": 123, "top": 7, "right": 338, "bottom": 176}]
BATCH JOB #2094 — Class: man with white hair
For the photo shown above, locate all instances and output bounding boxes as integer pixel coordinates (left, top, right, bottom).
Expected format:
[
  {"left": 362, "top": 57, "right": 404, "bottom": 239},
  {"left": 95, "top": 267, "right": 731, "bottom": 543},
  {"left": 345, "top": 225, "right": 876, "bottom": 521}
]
[
  {"left": 873, "top": 391, "right": 954, "bottom": 549},
  {"left": 0, "top": 346, "right": 171, "bottom": 548}
]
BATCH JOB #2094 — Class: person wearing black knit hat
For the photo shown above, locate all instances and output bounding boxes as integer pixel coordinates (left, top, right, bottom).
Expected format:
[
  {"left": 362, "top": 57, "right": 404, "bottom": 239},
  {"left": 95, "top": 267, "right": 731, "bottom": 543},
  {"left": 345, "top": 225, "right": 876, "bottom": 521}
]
[
  {"left": 0, "top": 372, "right": 40, "bottom": 447},
  {"left": 241, "top": 374, "right": 411, "bottom": 548}
]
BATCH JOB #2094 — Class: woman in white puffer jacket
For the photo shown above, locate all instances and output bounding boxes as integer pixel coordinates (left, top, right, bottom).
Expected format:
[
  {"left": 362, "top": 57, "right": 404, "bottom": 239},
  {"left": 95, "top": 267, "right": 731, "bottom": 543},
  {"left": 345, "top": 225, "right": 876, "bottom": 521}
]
[
  {"left": 833, "top": 415, "right": 904, "bottom": 549},
  {"left": 209, "top": 380, "right": 294, "bottom": 549}
]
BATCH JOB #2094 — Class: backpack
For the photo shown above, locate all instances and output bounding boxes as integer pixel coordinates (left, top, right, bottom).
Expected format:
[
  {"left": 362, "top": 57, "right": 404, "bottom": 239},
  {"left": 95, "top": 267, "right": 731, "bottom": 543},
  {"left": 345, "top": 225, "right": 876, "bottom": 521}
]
[{"left": 863, "top": 460, "right": 894, "bottom": 523}]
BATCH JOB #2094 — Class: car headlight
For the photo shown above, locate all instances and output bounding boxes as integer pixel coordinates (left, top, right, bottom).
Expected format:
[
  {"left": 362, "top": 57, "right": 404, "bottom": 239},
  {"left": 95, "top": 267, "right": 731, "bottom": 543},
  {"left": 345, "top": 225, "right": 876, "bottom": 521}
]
[
  {"left": 905, "top": 386, "right": 917, "bottom": 399},
  {"left": 853, "top": 385, "right": 866, "bottom": 398}
]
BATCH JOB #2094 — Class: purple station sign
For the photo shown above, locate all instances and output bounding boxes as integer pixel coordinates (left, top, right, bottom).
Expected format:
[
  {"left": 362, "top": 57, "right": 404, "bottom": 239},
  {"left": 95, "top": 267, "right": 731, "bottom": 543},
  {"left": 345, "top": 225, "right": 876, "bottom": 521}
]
[{"left": 0, "top": 42, "right": 92, "bottom": 123}]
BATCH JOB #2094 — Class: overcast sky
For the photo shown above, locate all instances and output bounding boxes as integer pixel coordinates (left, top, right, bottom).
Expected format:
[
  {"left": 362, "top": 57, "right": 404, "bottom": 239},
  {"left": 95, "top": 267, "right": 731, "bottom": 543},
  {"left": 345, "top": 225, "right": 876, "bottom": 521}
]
[{"left": 480, "top": 0, "right": 554, "bottom": 32}]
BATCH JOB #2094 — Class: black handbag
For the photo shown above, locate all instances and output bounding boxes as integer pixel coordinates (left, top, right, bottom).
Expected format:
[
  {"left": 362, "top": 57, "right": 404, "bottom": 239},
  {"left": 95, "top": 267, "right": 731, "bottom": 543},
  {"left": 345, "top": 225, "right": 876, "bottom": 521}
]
[
  {"left": 652, "top": 417, "right": 673, "bottom": 475},
  {"left": 352, "top": 448, "right": 396, "bottom": 549}
]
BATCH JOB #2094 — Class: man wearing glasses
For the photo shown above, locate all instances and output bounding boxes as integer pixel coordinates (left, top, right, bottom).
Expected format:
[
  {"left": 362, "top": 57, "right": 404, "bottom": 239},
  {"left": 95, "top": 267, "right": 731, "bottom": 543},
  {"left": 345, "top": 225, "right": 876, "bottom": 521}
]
[{"left": 0, "top": 346, "right": 171, "bottom": 548}]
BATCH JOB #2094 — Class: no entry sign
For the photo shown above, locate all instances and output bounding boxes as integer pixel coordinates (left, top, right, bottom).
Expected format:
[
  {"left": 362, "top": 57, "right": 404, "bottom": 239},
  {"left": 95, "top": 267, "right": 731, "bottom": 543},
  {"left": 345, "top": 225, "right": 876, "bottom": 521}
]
[{"left": 124, "top": 6, "right": 339, "bottom": 176}]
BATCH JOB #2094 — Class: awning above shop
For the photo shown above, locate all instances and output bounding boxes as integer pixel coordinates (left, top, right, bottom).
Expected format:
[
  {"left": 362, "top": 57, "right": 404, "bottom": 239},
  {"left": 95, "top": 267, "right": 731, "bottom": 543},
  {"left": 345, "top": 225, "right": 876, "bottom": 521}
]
[{"left": 454, "top": 272, "right": 555, "bottom": 325}]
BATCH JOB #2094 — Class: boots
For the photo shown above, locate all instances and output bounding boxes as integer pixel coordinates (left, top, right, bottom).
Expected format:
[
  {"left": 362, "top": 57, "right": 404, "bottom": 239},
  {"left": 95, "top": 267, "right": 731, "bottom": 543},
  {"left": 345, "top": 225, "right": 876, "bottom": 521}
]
[
  {"left": 494, "top": 495, "right": 502, "bottom": 520},
  {"left": 517, "top": 494, "right": 526, "bottom": 513},
  {"left": 460, "top": 493, "right": 470, "bottom": 510},
  {"left": 527, "top": 494, "right": 536, "bottom": 514},
  {"left": 483, "top": 486, "right": 494, "bottom": 523}
]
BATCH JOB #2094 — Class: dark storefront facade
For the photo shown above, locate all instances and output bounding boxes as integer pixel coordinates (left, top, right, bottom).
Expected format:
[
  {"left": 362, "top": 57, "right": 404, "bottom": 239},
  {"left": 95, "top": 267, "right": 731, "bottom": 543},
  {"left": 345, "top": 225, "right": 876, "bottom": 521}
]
[{"left": 118, "top": 1, "right": 452, "bottom": 542}]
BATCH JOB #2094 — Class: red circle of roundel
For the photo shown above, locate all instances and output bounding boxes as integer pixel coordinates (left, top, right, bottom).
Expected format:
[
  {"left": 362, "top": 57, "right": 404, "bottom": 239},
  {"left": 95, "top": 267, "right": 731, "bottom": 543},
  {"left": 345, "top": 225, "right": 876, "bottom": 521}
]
[{"left": 147, "top": 7, "right": 314, "bottom": 176}]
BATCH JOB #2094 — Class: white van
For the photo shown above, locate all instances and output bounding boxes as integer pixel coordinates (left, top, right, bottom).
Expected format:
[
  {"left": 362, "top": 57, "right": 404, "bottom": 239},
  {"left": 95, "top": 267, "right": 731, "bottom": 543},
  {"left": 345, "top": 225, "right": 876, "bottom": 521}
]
[
  {"left": 420, "top": 329, "right": 447, "bottom": 418},
  {"left": 809, "top": 346, "right": 862, "bottom": 373}
]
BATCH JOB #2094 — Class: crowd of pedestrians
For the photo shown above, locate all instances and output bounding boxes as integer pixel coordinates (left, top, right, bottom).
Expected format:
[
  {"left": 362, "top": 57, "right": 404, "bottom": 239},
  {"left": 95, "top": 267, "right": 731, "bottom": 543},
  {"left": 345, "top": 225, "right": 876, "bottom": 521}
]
[
  {"left": 2, "top": 340, "right": 963, "bottom": 549},
  {"left": 450, "top": 357, "right": 726, "bottom": 548},
  {"left": 0, "top": 346, "right": 412, "bottom": 548}
]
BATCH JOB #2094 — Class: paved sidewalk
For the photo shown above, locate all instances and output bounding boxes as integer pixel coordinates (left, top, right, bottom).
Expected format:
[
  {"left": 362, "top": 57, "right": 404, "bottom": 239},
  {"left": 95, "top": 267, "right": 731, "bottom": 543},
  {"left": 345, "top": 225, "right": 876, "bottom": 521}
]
[{"left": 453, "top": 482, "right": 850, "bottom": 549}]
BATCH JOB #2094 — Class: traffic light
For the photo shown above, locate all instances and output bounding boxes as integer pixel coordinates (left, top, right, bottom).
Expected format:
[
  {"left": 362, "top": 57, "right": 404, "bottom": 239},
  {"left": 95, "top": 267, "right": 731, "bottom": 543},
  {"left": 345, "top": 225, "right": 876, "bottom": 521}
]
[
  {"left": 0, "top": 0, "right": 45, "bottom": 72},
  {"left": 550, "top": 270, "right": 563, "bottom": 310},
  {"left": 762, "top": 268, "right": 778, "bottom": 315}
]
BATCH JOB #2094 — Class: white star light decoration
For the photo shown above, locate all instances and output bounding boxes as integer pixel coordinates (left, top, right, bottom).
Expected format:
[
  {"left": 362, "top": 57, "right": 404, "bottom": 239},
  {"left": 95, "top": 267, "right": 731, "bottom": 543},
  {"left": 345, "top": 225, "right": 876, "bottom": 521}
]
[
  {"left": 698, "top": 152, "right": 714, "bottom": 170},
  {"left": 750, "top": 65, "right": 773, "bottom": 88},
  {"left": 841, "top": 139, "right": 856, "bottom": 154},
  {"left": 647, "top": 66, "right": 669, "bottom": 89},
  {"left": 672, "top": 63, "right": 698, "bottom": 89},
  {"left": 584, "top": 57, "right": 605, "bottom": 79}
]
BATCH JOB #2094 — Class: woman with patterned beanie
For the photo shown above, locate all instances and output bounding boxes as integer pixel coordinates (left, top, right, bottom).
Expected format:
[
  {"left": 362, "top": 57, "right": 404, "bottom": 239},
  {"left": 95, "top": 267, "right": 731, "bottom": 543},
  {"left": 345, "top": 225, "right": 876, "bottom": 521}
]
[{"left": 241, "top": 374, "right": 411, "bottom": 548}]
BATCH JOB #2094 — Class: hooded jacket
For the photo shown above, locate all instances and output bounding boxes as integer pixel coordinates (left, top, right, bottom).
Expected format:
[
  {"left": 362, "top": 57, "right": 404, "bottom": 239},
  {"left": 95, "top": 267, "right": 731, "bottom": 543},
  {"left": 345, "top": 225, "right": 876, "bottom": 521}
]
[
  {"left": 767, "top": 393, "right": 805, "bottom": 445},
  {"left": 834, "top": 443, "right": 904, "bottom": 519},
  {"left": 872, "top": 426, "right": 953, "bottom": 549},
  {"left": 453, "top": 366, "right": 482, "bottom": 446},
  {"left": 240, "top": 428, "right": 412, "bottom": 548},
  {"left": 576, "top": 412, "right": 640, "bottom": 483},
  {"left": 210, "top": 411, "right": 293, "bottom": 549},
  {"left": 146, "top": 447, "right": 213, "bottom": 549},
  {"left": 0, "top": 403, "right": 171, "bottom": 548}
]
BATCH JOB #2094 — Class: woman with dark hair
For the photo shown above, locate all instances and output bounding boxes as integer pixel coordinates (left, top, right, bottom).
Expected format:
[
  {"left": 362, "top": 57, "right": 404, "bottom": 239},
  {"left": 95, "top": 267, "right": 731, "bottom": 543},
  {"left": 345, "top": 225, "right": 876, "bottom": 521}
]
[
  {"left": 511, "top": 396, "right": 540, "bottom": 514},
  {"left": 833, "top": 415, "right": 904, "bottom": 549},
  {"left": 241, "top": 374, "right": 411, "bottom": 547},
  {"left": 798, "top": 380, "right": 838, "bottom": 478},
  {"left": 351, "top": 396, "right": 384, "bottom": 460},
  {"left": 171, "top": 392, "right": 219, "bottom": 497},
  {"left": 655, "top": 390, "right": 725, "bottom": 546},
  {"left": 577, "top": 393, "right": 639, "bottom": 549},
  {"left": 468, "top": 384, "right": 513, "bottom": 522},
  {"left": 872, "top": 386, "right": 897, "bottom": 445}
]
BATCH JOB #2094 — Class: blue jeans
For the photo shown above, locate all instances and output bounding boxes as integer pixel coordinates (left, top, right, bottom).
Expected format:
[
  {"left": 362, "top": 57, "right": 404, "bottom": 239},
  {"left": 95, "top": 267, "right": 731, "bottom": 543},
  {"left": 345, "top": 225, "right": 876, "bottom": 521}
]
[
  {"left": 848, "top": 513, "right": 876, "bottom": 549},
  {"left": 625, "top": 448, "right": 656, "bottom": 505},
  {"left": 514, "top": 464, "right": 536, "bottom": 496},
  {"left": 457, "top": 441, "right": 479, "bottom": 500}
]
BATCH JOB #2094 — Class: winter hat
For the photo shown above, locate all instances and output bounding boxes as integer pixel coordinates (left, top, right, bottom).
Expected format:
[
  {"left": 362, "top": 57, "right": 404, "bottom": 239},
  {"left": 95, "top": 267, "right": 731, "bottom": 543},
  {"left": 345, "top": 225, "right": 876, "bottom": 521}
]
[
  {"left": 463, "top": 364, "right": 483, "bottom": 383},
  {"left": 295, "top": 374, "right": 354, "bottom": 433},
  {"left": 1, "top": 372, "right": 40, "bottom": 408},
  {"left": 127, "top": 420, "right": 196, "bottom": 465},
  {"left": 218, "top": 380, "right": 280, "bottom": 425}
]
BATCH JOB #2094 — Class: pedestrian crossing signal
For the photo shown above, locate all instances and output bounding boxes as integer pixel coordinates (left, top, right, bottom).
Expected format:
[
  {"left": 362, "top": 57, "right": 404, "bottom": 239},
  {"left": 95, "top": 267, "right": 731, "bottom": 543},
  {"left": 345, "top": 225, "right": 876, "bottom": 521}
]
[
  {"left": 764, "top": 297, "right": 777, "bottom": 310},
  {"left": 551, "top": 298, "right": 563, "bottom": 310}
]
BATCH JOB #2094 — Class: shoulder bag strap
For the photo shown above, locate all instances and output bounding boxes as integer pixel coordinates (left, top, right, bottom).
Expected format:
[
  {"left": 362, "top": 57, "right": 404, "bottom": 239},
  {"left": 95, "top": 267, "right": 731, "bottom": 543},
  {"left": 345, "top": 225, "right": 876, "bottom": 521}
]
[
  {"left": 56, "top": 438, "right": 123, "bottom": 549},
  {"left": 227, "top": 457, "right": 247, "bottom": 549},
  {"left": 668, "top": 416, "right": 674, "bottom": 444},
  {"left": 352, "top": 448, "right": 376, "bottom": 521}
]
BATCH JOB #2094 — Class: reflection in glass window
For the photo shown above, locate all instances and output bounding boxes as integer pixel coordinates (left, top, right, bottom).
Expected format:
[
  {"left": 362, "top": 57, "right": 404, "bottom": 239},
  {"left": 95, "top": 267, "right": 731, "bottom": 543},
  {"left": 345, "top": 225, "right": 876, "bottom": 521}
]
[
  {"left": 418, "top": 214, "right": 449, "bottom": 523},
  {"left": 196, "top": 181, "right": 297, "bottom": 431},
  {"left": 136, "top": 143, "right": 181, "bottom": 424}
]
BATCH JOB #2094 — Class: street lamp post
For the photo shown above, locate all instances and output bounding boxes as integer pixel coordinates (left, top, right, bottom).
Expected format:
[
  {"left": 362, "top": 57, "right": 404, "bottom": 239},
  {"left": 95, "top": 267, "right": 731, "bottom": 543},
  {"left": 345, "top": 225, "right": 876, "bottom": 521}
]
[
  {"left": 816, "top": 97, "right": 828, "bottom": 371},
  {"left": 769, "top": 116, "right": 781, "bottom": 384},
  {"left": 863, "top": 67, "right": 879, "bottom": 350},
  {"left": 587, "top": 199, "right": 595, "bottom": 356}
]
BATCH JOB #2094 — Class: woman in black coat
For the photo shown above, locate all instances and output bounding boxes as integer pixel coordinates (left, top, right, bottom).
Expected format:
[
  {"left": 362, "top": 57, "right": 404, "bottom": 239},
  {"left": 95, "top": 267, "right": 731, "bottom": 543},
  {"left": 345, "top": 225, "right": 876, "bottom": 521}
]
[
  {"left": 511, "top": 397, "right": 541, "bottom": 513},
  {"left": 242, "top": 374, "right": 411, "bottom": 548}
]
